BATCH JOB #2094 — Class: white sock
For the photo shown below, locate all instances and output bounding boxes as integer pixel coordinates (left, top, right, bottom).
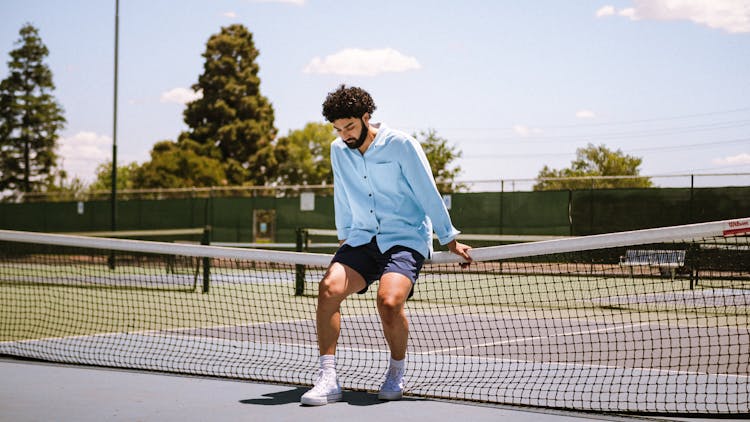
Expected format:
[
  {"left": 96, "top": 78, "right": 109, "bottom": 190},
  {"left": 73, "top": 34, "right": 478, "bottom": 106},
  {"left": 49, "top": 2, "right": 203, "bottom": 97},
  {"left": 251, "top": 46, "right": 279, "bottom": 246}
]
[
  {"left": 320, "top": 354, "right": 336, "bottom": 375},
  {"left": 390, "top": 357, "right": 405, "bottom": 371}
]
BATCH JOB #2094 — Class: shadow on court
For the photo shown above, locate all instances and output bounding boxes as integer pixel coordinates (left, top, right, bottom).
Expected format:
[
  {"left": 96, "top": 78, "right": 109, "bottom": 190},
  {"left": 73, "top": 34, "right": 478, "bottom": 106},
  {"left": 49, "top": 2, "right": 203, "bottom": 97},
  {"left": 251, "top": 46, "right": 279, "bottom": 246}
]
[{"left": 239, "top": 386, "right": 426, "bottom": 407}]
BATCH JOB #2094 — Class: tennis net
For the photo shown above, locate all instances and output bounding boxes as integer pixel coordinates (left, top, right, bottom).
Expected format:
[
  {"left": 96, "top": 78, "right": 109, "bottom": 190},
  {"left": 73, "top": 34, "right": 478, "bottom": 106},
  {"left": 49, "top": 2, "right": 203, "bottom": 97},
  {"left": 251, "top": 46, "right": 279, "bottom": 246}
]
[{"left": 1, "top": 218, "right": 749, "bottom": 415}]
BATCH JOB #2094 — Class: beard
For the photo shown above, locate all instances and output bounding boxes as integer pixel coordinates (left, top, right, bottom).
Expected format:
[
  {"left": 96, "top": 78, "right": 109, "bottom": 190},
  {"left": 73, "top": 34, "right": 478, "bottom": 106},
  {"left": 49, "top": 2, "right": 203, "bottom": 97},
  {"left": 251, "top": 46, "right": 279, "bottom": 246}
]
[{"left": 344, "top": 118, "right": 369, "bottom": 149}]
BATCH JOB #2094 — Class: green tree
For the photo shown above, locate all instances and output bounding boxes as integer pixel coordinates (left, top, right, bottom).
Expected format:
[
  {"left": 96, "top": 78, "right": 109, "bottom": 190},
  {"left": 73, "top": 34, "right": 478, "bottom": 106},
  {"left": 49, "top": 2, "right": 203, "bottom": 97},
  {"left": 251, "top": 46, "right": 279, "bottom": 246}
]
[
  {"left": 43, "top": 169, "right": 87, "bottom": 201},
  {"left": 265, "top": 122, "right": 335, "bottom": 186},
  {"left": 414, "top": 129, "right": 466, "bottom": 193},
  {"left": 133, "top": 140, "right": 227, "bottom": 188},
  {"left": 0, "top": 24, "right": 66, "bottom": 196},
  {"left": 89, "top": 161, "right": 142, "bottom": 192},
  {"left": 179, "top": 24, "right": 277, "bottom": 186},
  {"left": 533, "top": 143, "right": 653, "bottom": 190}
]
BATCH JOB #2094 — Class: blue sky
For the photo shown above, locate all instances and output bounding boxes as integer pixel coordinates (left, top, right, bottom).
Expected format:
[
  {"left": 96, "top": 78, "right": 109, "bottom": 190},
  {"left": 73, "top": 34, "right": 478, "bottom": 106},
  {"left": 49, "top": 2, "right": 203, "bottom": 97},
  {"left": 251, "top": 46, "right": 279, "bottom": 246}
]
[{"left": 1, "top": 0, "right": 749, "bottom": 190}]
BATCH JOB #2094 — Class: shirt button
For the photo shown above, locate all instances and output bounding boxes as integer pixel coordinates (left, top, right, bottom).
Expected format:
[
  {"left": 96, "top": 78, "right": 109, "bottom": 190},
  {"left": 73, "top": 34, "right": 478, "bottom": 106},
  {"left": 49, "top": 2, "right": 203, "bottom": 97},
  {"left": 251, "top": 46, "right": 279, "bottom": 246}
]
[
  {"left": 368, "top": 193, "right": 372, "bottom": 197},
  {"left": 364, "top": 175, "right": 367, "bottom": 179},
  {"left": 370, "top": 210, "right": 373, "bottom": 213}
]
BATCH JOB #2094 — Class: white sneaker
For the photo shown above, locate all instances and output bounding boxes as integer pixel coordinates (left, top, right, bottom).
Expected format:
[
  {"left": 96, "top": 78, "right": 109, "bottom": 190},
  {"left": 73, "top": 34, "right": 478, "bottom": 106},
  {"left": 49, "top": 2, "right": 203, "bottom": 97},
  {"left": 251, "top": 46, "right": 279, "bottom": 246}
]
[
  {"left": 301, "top": 371, "right": 342, "bottom": 406},
  {"left": 377, "top": 366, "right": 405, "bottom": 400}
]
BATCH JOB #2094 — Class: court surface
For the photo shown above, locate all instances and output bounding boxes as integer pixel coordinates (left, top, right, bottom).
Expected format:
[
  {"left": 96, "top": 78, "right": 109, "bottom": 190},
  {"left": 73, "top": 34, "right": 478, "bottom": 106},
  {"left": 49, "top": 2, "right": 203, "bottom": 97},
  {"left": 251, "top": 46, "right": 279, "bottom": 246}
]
[
  {"left": 3, "top": 306, "right": 747, "bottom": 414},
  {"left": 0, "top": 357, "right": 729, "bottom": 422}
]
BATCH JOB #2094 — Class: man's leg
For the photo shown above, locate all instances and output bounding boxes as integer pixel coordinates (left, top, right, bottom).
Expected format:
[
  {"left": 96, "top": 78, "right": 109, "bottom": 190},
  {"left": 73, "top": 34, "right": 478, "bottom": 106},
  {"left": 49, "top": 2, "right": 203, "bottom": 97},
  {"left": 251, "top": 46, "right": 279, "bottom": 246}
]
[
  {"left": 317, "top": 262, "right": 367, "bottom": 355},
  {"left": 301, "top": 262, "right": 366, "bottom": 406},
  {"left": 376, "top": 273, "right": 412, "bottom": 401},
  {"left": 376, "top": 272, "right": 412, "bottom": 360}
]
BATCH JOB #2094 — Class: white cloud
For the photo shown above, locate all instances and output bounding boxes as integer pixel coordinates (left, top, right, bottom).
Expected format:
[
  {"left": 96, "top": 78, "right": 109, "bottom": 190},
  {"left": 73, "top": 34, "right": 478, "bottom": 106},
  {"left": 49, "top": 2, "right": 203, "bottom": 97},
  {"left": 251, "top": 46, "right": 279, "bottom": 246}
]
[
  {"left": 223, "top": 11, "right": 238, "bottom": 18},
  {"left": 596, "top": 6, "right": 616, "bottom": 17},
  {"left": 513, "top": 125, "right": 543, "bottom": 137},
  {"left": 618, "top": 8, "right": 637, "bottom": 19},
  {"left": 57, "top": 131, "right": 112, "bottom": 182},
  {"left": 712, "top": 153, "right": 750, "bottom": 166},
  {"left": 596, "top": 0, "right": 750, "bottom": 33},
  {"left": 576, "top": 110, "right": 596, "bottom": 119},
  {"left": 303, "top": 48, "right": 421, "bottom": 76},
  {"left": 160, "top": 87, "right": 202, "bottom": 105}
]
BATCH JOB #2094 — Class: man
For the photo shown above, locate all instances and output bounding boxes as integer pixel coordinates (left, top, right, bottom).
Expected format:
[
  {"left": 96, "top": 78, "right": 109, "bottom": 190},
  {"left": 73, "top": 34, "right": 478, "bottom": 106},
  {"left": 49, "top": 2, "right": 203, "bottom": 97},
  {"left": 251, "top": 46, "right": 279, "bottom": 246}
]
[{"left": 301, "top": 85, "right": 472, "bottom": 406}]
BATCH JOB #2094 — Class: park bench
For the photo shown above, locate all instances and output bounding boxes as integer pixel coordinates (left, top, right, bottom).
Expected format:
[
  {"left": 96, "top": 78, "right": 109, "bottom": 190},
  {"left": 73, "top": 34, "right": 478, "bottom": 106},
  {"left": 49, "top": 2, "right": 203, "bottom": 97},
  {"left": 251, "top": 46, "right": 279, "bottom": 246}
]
[{"left": 619, "top": 249, "right": 687, "bottom": 279}]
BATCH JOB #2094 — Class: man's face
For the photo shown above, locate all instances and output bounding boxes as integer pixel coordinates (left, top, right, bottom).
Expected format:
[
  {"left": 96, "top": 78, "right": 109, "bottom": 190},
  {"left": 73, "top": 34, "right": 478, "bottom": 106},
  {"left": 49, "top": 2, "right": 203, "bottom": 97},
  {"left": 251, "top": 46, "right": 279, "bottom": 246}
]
[{"left": 333, "top": 115, "right": 368, "bottom": 149}]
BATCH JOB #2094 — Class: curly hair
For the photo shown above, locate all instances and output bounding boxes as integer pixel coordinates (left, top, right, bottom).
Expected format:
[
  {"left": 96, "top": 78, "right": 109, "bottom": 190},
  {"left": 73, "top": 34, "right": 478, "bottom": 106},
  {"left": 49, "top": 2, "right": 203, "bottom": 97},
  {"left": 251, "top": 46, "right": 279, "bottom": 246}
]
[{"left": 321, "top": 84, "right": 377, "bottom": 122}]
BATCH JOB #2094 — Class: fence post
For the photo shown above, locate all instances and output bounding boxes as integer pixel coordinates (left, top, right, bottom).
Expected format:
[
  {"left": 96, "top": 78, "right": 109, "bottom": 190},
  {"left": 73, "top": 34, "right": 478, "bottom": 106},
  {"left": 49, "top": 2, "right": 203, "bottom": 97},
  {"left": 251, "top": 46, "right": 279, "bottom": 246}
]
[
  {"left": 499, "top": 180, "right": 504, "bottom": 235},
  {"left": 294, "top": 228, "right": 307, "bottom": 296},
  {"left": 589, "top": 181, "right": 595, "bottom": 235},
  {"left": 201, "top": 225, "right": 211, "bottom": 293},
  {"left": 689, "top": 174, "right": 695, "bottom": 223},
  {"left": 568, "top": 189, "right": 573, "bottom": 236}
]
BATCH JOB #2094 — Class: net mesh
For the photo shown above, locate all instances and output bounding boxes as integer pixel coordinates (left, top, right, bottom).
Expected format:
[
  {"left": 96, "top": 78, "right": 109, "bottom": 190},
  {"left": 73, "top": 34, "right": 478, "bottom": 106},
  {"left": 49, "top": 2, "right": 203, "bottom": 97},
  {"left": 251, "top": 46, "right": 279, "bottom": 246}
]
[{"left": 1, "top": 219, "right": 749, "bottom": 415}]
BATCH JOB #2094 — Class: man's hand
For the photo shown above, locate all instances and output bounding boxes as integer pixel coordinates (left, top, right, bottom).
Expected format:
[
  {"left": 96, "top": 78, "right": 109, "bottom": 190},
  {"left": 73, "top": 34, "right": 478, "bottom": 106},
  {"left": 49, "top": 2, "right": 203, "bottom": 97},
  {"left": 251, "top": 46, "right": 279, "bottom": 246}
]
[{"left": 447, "top": 239, "right": 472, "bottom": 268}]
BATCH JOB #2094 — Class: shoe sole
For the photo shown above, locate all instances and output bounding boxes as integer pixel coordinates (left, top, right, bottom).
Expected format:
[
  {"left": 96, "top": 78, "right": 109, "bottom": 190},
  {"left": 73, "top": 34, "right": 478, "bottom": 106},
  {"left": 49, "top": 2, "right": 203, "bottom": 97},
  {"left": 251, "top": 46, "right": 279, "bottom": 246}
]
[
  {"left": 377, "top": 391, "right": 403, "bottom": 401},
  {"left": 300, "top": 392, "right": 342, "bottom": 406}
]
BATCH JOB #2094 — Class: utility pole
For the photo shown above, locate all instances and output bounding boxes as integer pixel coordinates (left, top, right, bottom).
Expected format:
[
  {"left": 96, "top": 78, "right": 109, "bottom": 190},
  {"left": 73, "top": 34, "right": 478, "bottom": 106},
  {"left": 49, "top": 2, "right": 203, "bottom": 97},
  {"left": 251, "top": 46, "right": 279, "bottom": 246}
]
[{"left": 109, "top": 0, "right": 119, "bottom": 269}]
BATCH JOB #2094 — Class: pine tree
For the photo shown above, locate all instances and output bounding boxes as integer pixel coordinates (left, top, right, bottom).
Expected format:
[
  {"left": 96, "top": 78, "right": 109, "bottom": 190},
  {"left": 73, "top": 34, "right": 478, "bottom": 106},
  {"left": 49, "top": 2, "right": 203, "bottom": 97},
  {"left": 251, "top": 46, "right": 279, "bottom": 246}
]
[
  {"left": 180, "top": 24, "right": 277, "bottom": 186},
  {"left": 0, "top": 24, "right": 66, "bottom": 196}
]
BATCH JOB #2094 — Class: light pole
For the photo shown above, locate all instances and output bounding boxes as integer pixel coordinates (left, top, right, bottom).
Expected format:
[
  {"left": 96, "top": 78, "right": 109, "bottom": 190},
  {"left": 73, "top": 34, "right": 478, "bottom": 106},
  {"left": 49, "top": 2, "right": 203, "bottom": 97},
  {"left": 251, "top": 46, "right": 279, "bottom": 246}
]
[{"left": 109, "top": 0, "right": 119, "bottom": 269}]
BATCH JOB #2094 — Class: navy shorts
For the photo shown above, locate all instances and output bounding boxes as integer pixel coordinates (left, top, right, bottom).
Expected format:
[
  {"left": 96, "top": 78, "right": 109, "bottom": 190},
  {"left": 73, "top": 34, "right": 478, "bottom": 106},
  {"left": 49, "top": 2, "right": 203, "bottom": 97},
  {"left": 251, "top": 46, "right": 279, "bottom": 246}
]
[{"left": 331, "top": 237, "right": 425, "bottom": 298}]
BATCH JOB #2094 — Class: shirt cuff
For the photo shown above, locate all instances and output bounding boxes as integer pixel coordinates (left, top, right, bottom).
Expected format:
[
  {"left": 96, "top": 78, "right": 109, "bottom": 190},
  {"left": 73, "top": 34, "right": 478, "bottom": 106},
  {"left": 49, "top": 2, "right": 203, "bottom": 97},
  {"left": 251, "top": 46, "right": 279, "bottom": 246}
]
[{"left": 437, "top": 228, "right": 461, "bottom": 245}]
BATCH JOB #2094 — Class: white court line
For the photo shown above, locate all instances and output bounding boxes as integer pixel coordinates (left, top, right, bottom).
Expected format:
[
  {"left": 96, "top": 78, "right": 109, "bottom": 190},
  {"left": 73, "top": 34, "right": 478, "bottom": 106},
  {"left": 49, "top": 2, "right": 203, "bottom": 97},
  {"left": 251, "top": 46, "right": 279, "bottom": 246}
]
[{"left": 420, "top": 322, "right": 653, "bottom": 355}]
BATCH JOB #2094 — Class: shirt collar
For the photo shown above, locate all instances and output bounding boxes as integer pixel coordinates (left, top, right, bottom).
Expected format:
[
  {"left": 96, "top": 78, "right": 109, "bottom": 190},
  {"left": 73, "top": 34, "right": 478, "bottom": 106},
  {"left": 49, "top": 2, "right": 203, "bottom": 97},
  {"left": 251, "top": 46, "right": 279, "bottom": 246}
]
[{"left": 370, "top": 122, "right": 386, "bottom": 147}]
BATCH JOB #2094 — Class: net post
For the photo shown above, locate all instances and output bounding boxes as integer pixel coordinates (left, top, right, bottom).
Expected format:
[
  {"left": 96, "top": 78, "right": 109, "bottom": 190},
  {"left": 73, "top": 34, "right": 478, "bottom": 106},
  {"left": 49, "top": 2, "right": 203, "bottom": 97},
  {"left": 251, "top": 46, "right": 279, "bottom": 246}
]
[
  {"left": 201, "top": 225, "right": 211, "bottom": 293},
  {"left": 294, "top": 228, "right": 307, "bottom": 296}
]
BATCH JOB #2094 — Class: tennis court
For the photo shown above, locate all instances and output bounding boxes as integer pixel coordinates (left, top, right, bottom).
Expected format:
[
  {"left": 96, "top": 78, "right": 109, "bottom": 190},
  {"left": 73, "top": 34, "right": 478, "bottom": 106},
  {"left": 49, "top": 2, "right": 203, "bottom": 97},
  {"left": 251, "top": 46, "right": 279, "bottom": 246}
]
[
  {"left": 2, "top": 357, "right": 667, "bottom": 422},
  {"left": 1, "top": 219, "right": 749, "bottom": 416},
  {"left": 2, "top": 296, "right": 748, "bottom": 413}
]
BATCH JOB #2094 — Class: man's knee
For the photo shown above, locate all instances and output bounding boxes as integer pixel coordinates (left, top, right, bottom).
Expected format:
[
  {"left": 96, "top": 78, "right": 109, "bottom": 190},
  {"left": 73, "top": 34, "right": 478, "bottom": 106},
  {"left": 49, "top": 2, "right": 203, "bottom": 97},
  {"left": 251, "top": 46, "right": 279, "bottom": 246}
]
[
  {"left": 318, "top": 263, "right": 363, "bottom": 301},
  {"left": 377, "top": 274, "right": 411, "bottom": 311},
  {"left": 377, "top": 294, "right": 406, "bottom": 331},
  {"left": 319, "top": 273, "right": 347, "bottom": 300},
  {"left": 376, "top": 292, "right": 401, "bottom": 310}
]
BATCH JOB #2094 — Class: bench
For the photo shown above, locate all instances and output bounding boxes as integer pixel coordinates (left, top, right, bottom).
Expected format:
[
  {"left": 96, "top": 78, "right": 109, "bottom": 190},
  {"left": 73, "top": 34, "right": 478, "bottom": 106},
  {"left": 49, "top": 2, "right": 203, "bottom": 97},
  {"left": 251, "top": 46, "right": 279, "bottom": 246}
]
[{"left": 619, "top": 249, "right": 687, "bottom": 279}]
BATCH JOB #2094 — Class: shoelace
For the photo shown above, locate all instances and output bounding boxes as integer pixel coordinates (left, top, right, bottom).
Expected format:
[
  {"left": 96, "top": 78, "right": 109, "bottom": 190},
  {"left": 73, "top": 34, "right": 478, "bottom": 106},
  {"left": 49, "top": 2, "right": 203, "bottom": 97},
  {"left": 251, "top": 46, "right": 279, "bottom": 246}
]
[
  {"left": 312, "top": 370, "right": 338, "bottom": 392},
  {"left": 383, "top": 366, "right": 404, "bottom": 389}
]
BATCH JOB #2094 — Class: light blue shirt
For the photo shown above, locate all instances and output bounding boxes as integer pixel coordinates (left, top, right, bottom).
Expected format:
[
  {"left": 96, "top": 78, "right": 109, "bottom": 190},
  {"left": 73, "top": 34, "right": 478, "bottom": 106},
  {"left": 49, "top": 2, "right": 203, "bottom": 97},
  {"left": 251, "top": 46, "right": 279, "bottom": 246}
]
[{"left": 331, "top": 122, "right": 460, "bottom": 258}]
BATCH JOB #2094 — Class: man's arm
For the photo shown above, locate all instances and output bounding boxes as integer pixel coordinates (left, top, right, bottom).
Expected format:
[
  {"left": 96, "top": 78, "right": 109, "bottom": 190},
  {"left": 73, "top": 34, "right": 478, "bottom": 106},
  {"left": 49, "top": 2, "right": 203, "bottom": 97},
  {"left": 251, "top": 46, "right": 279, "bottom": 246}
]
[
  {"left": 399, "top": 137, "right": 460, "bottom": 244},
  {"left": 398, "top": 137, "right": 471, "bottom": 263},
  {"left": 331, "top": 147, "right": 352, "bottom": 241}
]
